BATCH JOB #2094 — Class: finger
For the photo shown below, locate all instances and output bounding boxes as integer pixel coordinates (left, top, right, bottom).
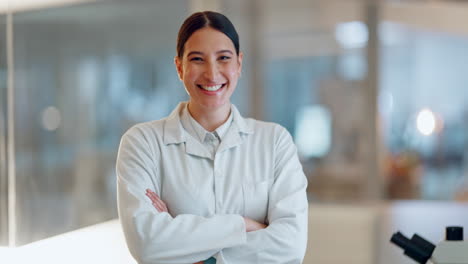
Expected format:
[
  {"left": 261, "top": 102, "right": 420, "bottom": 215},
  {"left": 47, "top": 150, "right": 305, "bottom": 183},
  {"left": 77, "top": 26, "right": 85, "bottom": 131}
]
[
  {"left": 150, "top": 194, "right": 166, "bottom": 211},
  {"left": 146, "top": 189, "right": 156, "bottom": 198},
  {"left": 146, "top": 192, "right": 158, "bottom": 203},
  {"left": 151, "top": 194, "right": 164, "bottom": 207},
  {"left": 146, "top": 194, "right": 161, "bottom": 208},
  {"left": 146, "top": 193, "right": 161, "bottom": 206},
  {"left": 146, "top": 190, "right": 162, "bottom": 205},
  {"left": 146, "top": 192, "right": 164, "bottom": 211},
  {"left": 146, "top": 189, "right": 161, "bottom": 201},
  {"left": 145, "top": 189, "right": 168, "bottom": 213},
  {"left": 146, "top": 189, "right": 158, "bottom": 198},
  {"left": 155, "top": 199, "right": 168, "bottom": 213},
  {"left": 153, "top": 202, "right": 164, "bottom": 212},
  {"left": 150, "top": 193, "right": 167, "bottom": 210},
  {"left": 160, "top": 202, "right": 168, "bottom": 212}
]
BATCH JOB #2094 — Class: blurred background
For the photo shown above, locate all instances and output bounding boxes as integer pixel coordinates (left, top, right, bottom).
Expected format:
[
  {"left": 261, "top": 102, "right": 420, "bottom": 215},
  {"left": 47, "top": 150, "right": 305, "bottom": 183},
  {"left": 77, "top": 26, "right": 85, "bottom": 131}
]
[{"left": 0, "top": 0, "right": 467, "bottom": 263}]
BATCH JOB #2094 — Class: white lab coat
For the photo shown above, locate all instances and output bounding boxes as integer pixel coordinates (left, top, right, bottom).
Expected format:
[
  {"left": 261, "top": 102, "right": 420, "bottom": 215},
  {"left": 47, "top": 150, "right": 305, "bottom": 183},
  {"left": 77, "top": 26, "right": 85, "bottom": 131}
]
[{"left": 117, "top": 102, "right": 308, "bottom": 264}]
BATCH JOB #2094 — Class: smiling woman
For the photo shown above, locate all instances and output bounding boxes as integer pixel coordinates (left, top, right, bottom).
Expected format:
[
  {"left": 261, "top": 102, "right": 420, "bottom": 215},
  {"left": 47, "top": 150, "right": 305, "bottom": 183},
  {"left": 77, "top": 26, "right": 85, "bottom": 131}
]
[
  {"left": 174, "top": 12, "right": 243, "bottom": 131},
  {"left": 175, "top": 26, "right": 242, "bottom": 131},
  {"left": 116, "top": 11, "right": 308, "bottom": 264}
]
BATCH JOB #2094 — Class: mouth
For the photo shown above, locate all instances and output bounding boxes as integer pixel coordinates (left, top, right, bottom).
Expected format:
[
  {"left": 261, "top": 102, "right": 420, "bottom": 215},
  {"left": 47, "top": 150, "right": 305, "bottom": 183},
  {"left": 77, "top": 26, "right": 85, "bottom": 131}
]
[{"left": 197, "top": 83, "right": 226, "bottom": 92}]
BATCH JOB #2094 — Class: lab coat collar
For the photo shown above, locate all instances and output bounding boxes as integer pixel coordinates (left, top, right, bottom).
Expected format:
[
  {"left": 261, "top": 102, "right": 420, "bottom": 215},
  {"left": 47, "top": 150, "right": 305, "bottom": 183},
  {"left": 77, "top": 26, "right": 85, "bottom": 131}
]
[
  {"left": 163, "top": 102, "right": 186, "bottom": 145},
  {"left": 217, "top": 104, "right": 254, "bottom": 153},
  {"left": 163, "top": 102, "right": 254, "bottom": 158},
  {"left": 230, "top": 104, "right": 254, "bottom": 135},
  {"left": 162, "top": 103, "right": 211, "bottom": 159}
]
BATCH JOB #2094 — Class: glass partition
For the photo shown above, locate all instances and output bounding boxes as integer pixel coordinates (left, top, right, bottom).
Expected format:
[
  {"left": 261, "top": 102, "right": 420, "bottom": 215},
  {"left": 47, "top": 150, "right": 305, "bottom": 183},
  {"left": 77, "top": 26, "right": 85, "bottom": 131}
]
[
  {"left": 12, "top": 0, "right": 189, "bottom": 245},
  {"left": 258, "top": 0, "right": 375, "bottom": 201},
  {"left": 379, "top": 11, "right": 468, "bottom": 200}
]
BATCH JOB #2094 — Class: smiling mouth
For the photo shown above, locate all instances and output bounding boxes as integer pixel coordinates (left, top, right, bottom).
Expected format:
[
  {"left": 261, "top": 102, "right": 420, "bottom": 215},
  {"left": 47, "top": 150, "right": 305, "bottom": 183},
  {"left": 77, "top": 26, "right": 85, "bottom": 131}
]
[{"left": 197, "top": 84, "right": 225, "bottom": 92}]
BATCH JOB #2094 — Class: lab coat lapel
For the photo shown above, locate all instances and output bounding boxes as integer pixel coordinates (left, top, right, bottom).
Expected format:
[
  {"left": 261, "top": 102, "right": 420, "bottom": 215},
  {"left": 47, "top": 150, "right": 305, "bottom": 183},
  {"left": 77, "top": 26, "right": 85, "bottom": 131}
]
[
  {"left": 217, "top": 123, "right": 244, "bottom": 153},
  {"left": 184, "top": 134, "right": 212, "bottom": 159},
  {"left": 163, "top": 103, "right": 212, "bottom": 159},
  {"left": 163, "top": 103, "right": 185, "bottom": 145},
  {"left": 217, "top": 105, "right": 254, "bottom": 153}
]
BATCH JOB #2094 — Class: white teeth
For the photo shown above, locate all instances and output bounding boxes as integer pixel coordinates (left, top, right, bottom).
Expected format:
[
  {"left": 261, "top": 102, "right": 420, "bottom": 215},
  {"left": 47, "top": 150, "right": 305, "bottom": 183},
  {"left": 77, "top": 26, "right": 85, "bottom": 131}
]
[{"left": 200, "top": 84, "right": 222, "bottom": 91}]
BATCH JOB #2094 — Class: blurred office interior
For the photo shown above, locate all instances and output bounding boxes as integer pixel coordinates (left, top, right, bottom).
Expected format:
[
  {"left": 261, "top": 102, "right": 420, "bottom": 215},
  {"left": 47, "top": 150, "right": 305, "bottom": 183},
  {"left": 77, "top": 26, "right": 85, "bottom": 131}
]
[{"left": 0, "top": 0, "right": 467, "bottom": 263}]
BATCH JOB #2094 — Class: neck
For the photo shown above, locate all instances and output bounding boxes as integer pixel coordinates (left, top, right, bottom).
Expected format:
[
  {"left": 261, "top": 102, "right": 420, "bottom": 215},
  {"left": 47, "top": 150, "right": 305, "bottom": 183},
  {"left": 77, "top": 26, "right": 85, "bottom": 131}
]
[{"left": 187, "top": 102, "right": 231, "bottom": 132}]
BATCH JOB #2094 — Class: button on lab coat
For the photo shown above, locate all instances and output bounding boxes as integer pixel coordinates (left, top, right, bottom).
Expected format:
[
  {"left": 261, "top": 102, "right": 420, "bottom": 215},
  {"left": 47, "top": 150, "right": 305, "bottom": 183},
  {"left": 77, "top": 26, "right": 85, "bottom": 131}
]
[{"left": 117, "top": 102, "right": 308, "bottom": 264}]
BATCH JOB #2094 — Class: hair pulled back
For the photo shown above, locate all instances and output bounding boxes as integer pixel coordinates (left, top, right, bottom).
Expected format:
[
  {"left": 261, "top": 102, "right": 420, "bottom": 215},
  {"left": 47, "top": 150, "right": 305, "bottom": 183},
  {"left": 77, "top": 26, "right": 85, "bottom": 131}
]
[{"left": 176, "top": 11, "right": 240, "bottom": 58}]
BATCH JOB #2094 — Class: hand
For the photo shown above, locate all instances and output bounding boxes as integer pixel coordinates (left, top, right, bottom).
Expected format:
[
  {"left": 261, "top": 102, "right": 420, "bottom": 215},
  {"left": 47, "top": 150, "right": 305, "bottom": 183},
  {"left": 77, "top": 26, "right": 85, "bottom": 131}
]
[
  {"left": 147, "top": 189, "right": 204, "bottom": 262},
  {"left": 146, "top": 189, "right": 169, "bottom": 213},
  {"left": 243, "top": 217, "right": 267, "bottom": 232}
]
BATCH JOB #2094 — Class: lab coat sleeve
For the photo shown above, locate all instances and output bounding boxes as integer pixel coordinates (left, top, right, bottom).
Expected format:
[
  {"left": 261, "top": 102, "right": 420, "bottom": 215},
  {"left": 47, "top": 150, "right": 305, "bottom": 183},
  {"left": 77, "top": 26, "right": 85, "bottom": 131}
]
[
  {"left": 116, "top": 125, "right": 247, "bottom": 264},
  {"left": 221, "top": 125, "right": 308, "bottom": 264}
]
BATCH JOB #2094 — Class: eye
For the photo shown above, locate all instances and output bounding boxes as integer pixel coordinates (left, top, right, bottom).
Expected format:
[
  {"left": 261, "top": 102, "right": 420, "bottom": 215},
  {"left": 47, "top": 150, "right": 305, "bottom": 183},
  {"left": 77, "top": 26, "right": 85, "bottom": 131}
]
[
  {"left": 219, "top": 55, "right": 231, "bottom": 61},
  {"left": 189, "top": 57, "right": 203, "bottom": 62}
]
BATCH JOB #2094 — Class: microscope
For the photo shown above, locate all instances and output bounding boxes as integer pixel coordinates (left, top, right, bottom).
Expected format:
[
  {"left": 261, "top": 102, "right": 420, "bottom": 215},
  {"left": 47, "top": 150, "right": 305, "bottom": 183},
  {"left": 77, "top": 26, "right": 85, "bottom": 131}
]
[{"left": 390, "top": 226, "right": 468, "bottom": 264}]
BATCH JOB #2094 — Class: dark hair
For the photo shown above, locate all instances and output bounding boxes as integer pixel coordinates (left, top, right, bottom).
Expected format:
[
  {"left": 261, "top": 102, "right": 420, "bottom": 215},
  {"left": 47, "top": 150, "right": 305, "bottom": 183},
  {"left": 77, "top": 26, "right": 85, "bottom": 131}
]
[{"left": 176, "top": 11, "right": 240, "bottom": 58}]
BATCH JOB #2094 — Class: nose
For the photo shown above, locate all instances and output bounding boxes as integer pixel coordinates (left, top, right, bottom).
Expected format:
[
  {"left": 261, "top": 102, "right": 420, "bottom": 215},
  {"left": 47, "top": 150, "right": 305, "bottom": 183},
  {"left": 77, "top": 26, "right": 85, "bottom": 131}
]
[{"left": 203, "top": 61, "right": 220, "bottom": 81}]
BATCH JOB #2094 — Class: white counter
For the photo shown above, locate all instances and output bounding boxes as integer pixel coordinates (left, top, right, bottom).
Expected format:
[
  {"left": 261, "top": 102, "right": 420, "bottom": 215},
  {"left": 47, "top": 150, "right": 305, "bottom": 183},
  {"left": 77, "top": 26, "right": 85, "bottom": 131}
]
[{"left": 0, "top": 220, "right": 135, "bottom": 264}]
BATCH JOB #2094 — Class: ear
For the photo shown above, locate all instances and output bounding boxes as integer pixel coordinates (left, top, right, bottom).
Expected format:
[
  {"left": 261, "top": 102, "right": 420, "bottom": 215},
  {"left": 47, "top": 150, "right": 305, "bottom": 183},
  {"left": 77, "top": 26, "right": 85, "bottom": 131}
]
[
  {"left": 237, "top": 52, "right": 243, "bottom": 76},
  {"left": 174, "top": 56, "right": 183, "bottom": 80}
]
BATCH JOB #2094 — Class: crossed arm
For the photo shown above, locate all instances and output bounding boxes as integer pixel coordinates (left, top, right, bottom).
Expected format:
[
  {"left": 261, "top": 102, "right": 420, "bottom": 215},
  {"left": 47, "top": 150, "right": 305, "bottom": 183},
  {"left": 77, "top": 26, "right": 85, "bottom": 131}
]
[
  {"left": 145, "top": 189, "right": 267, "bottom": 264},
  {"left": 145, "top": 189, "right": 267, "bottom": 233}
]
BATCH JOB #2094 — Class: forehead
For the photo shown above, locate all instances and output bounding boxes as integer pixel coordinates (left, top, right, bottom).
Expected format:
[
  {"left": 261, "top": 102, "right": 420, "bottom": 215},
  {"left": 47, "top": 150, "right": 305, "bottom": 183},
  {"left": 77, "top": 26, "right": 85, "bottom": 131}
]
[{"left": 184, "top": 27, "right": 235, "bottom": 54}]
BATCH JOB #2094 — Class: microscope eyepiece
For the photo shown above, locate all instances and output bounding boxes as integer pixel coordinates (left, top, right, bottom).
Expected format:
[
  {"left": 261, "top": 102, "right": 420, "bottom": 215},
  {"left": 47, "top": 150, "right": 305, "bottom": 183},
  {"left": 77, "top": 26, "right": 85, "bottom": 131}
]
[
  {"left": 390, "top": 232, "right": 435, "bottom": 264},
  {"left": 391, "top": 232, "right": 411, "bottom": 248}
]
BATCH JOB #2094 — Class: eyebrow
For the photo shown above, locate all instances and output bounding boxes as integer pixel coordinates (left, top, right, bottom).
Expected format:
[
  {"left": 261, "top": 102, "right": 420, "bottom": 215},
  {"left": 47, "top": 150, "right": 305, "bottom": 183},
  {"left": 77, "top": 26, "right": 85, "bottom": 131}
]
[
  {"left": 187, "top": 51, "right": 203, "bottom": 57},
  {"left": 186, "top": 50, "right": 234, "bottom": 57},
  {"left": 217, "top": 50, "right": 234, "bottom": 55}
]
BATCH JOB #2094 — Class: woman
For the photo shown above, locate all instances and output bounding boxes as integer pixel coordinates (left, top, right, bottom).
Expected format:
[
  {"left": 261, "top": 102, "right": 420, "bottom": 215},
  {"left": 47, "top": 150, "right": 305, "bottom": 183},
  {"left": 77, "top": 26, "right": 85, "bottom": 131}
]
[{"left": 117, "top": 11, "right": 308, "bottom": 264}]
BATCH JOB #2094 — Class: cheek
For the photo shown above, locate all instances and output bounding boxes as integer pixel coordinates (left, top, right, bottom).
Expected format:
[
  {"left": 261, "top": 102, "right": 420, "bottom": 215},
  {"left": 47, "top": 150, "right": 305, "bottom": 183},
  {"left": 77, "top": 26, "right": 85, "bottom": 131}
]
[
  {"left": 228, "top": 73, "right": 240, "bottom": 88},
  {"left": 225, "top": 65, "right": 240, "bottom": 80},
  {"left": 183, "top": 67, "right": 199, "bottom": 82}
]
